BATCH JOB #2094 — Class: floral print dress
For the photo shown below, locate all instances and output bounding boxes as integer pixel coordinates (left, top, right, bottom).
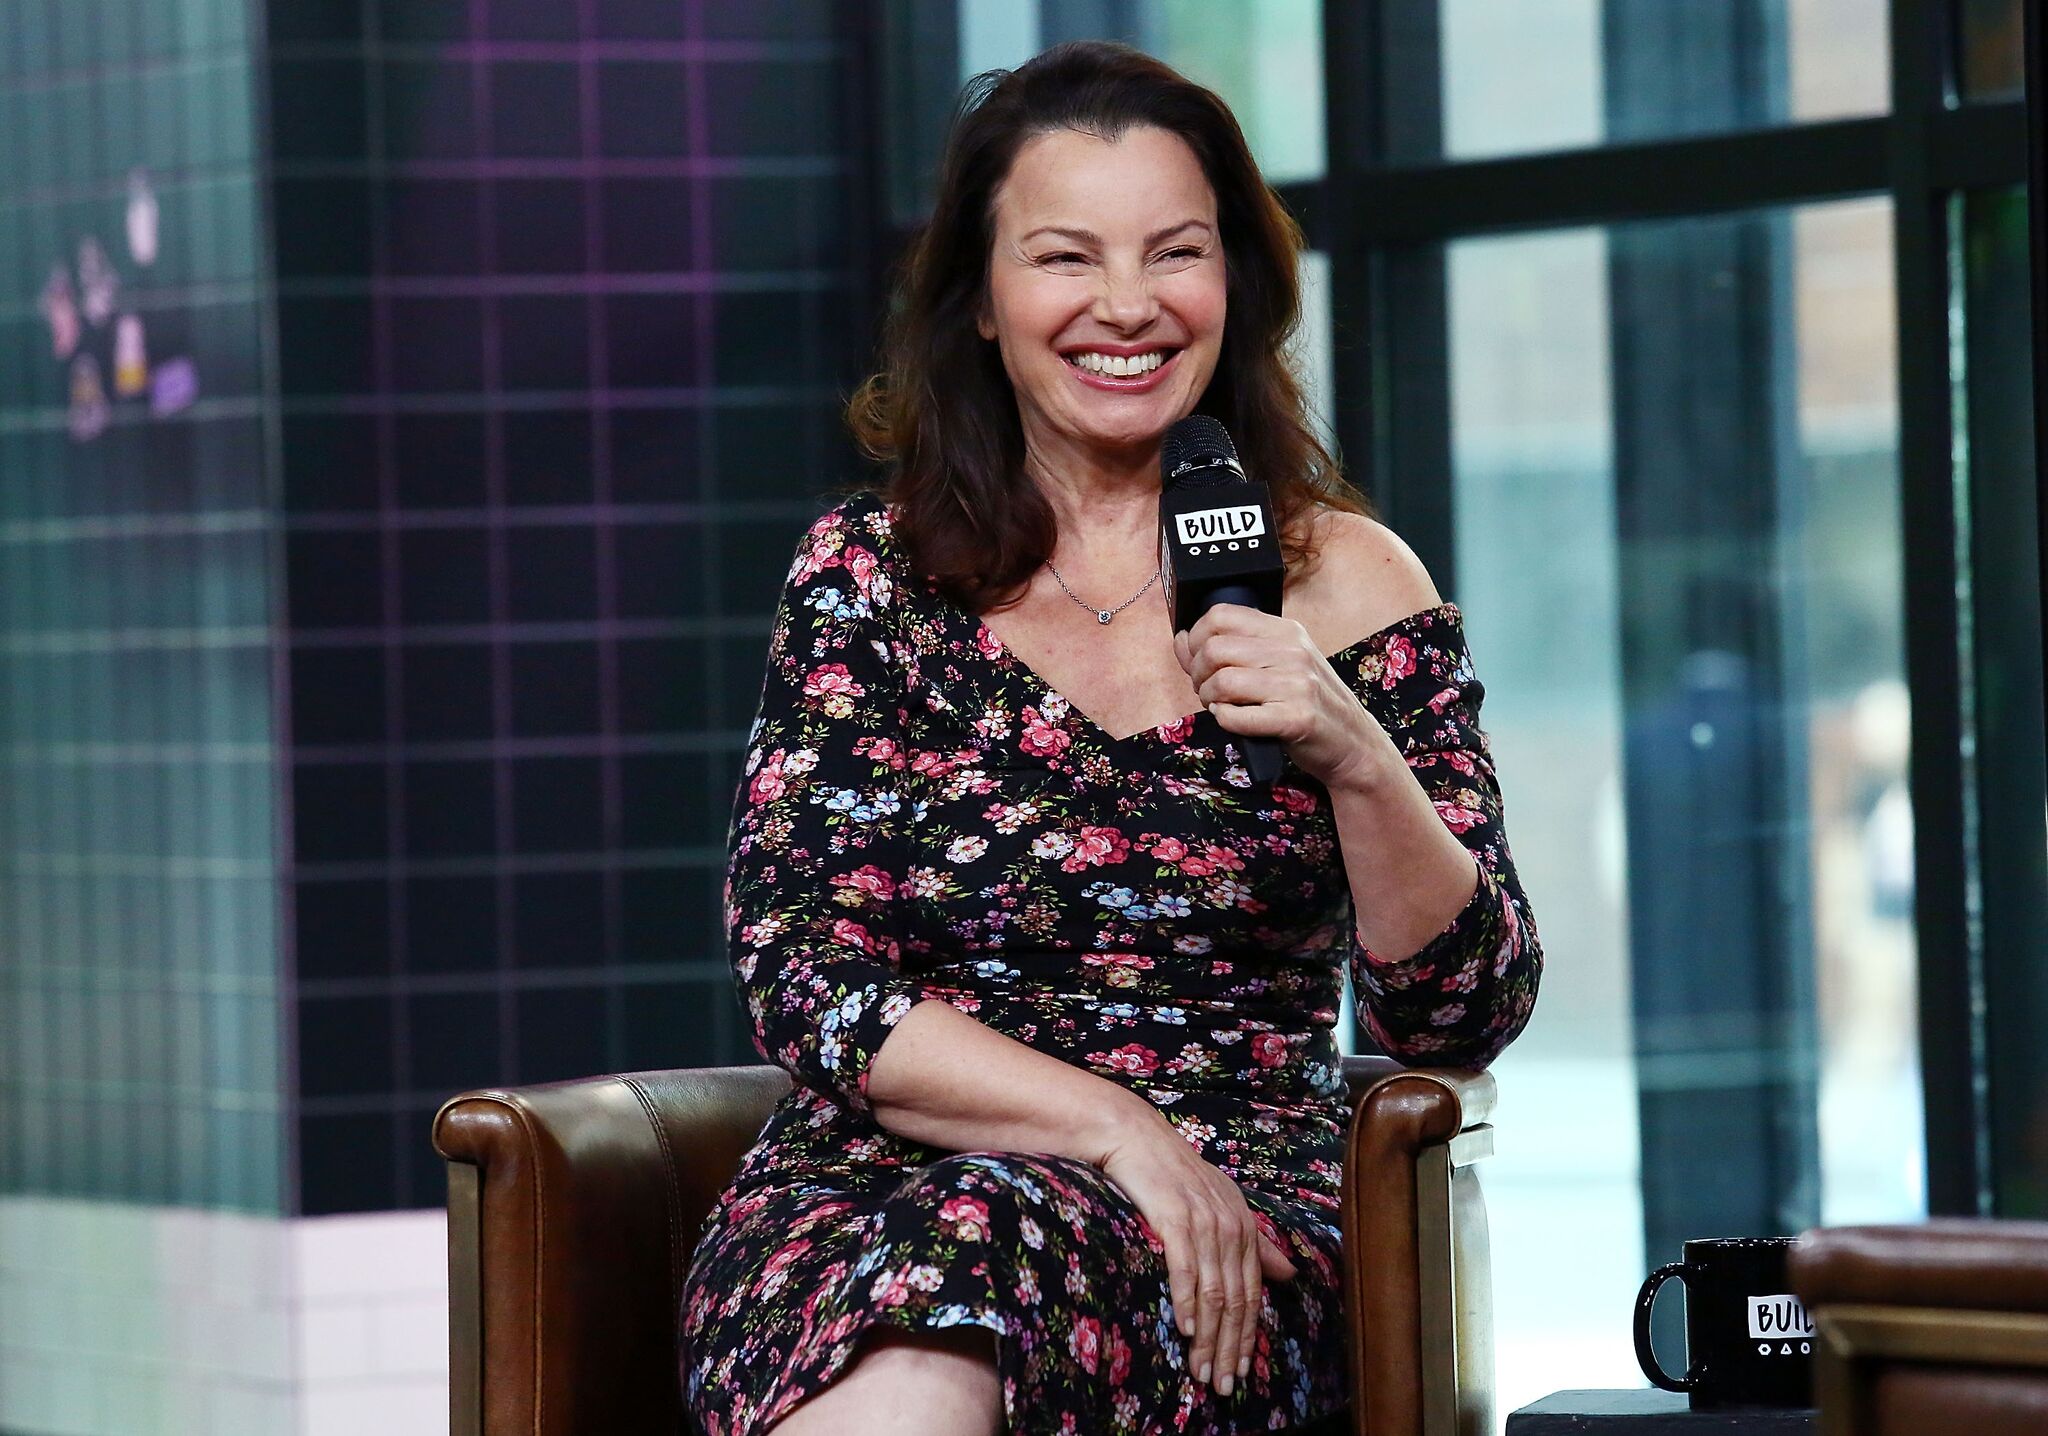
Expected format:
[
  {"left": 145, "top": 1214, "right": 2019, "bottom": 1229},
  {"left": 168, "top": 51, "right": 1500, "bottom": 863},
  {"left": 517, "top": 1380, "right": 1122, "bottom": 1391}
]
[{"left": 678, "top": 493, "right": 1542, "bottom": 1436}]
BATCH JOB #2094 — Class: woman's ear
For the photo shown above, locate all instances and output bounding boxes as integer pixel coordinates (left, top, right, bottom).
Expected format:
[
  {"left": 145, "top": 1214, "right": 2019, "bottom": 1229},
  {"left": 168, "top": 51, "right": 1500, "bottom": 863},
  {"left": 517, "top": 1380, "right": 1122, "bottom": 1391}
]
[{"left": 976, "top": 305, "right": 996, "bottom": 342}]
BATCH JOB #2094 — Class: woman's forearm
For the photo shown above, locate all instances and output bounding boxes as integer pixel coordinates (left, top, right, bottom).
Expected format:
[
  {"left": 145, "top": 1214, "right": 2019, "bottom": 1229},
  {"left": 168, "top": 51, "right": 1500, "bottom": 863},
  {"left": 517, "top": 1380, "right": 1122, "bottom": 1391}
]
[
  {"left": 863, "top": 996, "right": 1163, "bottom": 1165},
  {"left": 1325, "top": 730, "right": 1482, "bottom": 961}
]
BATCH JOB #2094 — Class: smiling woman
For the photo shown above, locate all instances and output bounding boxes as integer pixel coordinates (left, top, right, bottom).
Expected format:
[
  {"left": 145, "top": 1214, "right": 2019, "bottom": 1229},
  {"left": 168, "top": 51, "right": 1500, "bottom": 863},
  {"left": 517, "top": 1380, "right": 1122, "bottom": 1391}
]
[{"left": 677, "top": 38, "right": 1542, "bottom": 1436}]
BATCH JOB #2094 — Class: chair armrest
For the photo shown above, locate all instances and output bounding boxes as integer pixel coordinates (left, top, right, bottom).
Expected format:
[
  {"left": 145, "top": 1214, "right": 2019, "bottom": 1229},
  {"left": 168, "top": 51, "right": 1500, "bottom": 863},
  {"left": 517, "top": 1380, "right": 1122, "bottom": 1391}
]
[
  {"left": 431, "top": 1064, "right": 791, "bottom": 1436},
  {"left": 1339, "top": 1057, "right": 1497, "bottom": 1436}
]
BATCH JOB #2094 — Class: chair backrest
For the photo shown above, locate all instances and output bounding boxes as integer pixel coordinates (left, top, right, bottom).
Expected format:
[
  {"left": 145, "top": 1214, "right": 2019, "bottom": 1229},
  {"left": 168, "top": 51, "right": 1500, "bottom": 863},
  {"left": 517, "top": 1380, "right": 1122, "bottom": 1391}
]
[{"left": 433, "top": 1054, "right": 1464, "bottom": 1436}]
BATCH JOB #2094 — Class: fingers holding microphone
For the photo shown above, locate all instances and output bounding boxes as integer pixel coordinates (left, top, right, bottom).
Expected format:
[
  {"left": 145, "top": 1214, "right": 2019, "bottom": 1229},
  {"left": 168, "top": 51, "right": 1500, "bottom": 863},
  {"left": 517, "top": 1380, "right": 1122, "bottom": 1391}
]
[{"left": 1175, "top": 604, "right": 1384, "bottom": 789}]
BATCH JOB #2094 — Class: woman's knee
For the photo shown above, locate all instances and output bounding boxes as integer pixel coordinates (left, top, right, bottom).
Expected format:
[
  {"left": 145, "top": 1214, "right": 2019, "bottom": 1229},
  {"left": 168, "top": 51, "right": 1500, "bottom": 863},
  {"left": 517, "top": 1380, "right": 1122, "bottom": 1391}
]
[{"left": 763, "top": 1323, "right": 1002, "bottom": 1436}]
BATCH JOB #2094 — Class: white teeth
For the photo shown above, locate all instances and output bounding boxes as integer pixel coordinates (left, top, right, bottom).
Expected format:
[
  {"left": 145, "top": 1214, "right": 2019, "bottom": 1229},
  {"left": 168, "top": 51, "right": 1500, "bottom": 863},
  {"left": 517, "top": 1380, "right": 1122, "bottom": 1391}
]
[{"left": 1068, "top": 350, "right": 1167, "bottom": 377}]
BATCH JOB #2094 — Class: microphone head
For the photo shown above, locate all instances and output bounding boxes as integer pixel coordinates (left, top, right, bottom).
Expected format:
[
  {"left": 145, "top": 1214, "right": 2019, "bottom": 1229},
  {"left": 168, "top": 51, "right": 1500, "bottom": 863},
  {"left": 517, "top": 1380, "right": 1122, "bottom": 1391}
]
[
  {"left": 1160, "top": 414, "right": 1244, "bottom": 487},
  {"left": 1156, "top": 414, "right": 1281, "bottom": 630}
]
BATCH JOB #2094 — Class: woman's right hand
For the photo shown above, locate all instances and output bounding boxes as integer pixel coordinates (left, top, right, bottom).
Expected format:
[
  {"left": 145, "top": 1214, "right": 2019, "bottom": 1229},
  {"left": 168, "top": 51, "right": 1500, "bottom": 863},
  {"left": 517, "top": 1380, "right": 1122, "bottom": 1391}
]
[{"left": 1095, "top": 1115, "right": 1299, "bottom": 1398}]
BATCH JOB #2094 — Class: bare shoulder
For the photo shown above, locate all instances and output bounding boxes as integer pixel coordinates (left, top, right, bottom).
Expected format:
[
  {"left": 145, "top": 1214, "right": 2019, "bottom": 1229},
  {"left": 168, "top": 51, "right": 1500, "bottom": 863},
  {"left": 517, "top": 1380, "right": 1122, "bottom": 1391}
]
[{"left": 1288, "top": 507, "right": 1444, "bottom": 652}]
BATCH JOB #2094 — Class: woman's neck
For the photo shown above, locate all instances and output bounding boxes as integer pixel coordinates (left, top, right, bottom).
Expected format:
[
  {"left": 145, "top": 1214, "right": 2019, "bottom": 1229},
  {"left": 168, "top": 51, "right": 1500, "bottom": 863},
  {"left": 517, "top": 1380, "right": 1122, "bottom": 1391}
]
[{"left": 1023, "top": 446, "right": 1161, "bottom": 566}]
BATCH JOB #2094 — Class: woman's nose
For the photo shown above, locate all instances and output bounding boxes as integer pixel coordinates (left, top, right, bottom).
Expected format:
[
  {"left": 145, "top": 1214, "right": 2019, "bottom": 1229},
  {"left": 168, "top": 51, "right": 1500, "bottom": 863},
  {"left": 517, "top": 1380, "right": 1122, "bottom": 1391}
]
[{"left": 1091, "top": 265, "right": 1159, "bottom": 329}]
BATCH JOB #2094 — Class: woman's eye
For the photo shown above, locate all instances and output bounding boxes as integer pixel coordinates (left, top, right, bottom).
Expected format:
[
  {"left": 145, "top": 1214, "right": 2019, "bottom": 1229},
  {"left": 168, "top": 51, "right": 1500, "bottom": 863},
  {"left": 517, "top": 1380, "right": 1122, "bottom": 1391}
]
[
  {"left": 1160, "top": 247, "right": 1202, "bottom": 261},
  {"left": 1042, "top": 252, "right": 1087, "bottom": 265}
]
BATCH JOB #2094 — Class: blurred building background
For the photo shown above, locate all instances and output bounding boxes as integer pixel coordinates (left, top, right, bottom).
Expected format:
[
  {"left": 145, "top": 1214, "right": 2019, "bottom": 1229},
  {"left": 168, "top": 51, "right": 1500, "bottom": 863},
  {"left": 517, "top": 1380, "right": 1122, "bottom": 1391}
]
[{"left": 0, "top": 2, "right": 2040, "bottom": 1434}]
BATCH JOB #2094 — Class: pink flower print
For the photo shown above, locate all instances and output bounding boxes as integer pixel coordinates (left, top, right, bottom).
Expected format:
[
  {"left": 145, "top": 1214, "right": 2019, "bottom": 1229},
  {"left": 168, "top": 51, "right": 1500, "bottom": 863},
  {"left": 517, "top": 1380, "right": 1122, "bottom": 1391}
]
[
  {"left": 1428, "top": 685, "right": 1461, "bottom": 714},
  {"left": 1149, "top": 836, "right": 1187, "bottom": 862},
  {"left": 803, "top": 663, "right": 864, "bottom": 718},
  {"left": 1153, "top": 714, "right": 1196, "bottom": 743},
  {"left": 1251, "top": 1032, "right": 1291, "bottom": 1068},
  {"left": 1272, "top": 784, "right": 1317, "bottom": 814},
  {"left": 1106, "top": 1325, "right": 1132, "bottom": 1386},
  {"left": 1070, "top": 1315, "right": 1103, "bottom": 1375},
  {"left": 868, "top": 1266, "right": 914, "bottom": 1307},
  {"left": 1383, "top": 634, "right": 1418, "bottom": 685},
  {"left": 1433, "top": 798, "right": 1485, "bottom": 833},
  {"left": 939, "top": 1194, "right": 992, "bottom": 1241},
  {"left": 748, "top": 751, "right": 787, "bottom": 803},
  {"left": 1202, "top": 843, "right": 1245, "bottom": 873},
  {"left": 844, "top": 544, "right": 878, "bottom": 588},
  {"left": 829, "top": 865, "right": 896, "bottom": 903},
  {"left": 758, "top": 1237, "right": 811, "bottom": 1297},
  {"left": 830, "top": 918, "right": 875, "bottom": 953},
  {"left": 854, "top": 735, "right": 905, "bottom": 769},
  {"left": 977, "top": 625, "right": 1006, "bottom": 660},
  {"left": 1061, "top": 826, "right": 1131, "bottom": 872},
  {"left": 1019, "top": 707, "right": 1071, "bottom": 758},
  {"left": 1088, "top": 1042, "right": 1159, "bottom": 1078}
]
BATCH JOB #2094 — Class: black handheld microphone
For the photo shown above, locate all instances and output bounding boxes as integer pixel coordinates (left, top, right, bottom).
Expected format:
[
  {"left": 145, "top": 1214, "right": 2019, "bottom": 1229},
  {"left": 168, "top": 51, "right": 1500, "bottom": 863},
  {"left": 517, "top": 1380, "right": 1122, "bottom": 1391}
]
[{"left": 1158, "top": 414, "right": 1286, "bottom": 784}]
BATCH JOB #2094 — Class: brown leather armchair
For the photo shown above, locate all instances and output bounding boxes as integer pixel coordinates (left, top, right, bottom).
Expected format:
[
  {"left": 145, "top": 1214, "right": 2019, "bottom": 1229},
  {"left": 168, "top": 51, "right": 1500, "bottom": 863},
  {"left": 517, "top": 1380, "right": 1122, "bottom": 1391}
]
[
  {"left": 1789, "top": 1219, "right": 2048, "bottom": 1436},
  {"left": 431, "top": 1054, "right": 1498, "bottom": 1436}
]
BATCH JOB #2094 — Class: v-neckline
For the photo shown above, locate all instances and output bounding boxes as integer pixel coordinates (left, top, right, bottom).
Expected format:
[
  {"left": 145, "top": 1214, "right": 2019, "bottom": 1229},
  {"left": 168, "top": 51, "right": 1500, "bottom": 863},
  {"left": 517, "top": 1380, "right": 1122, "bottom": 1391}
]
[{"left": 946, "top": 594, "right": 1463, "bottom": 747}]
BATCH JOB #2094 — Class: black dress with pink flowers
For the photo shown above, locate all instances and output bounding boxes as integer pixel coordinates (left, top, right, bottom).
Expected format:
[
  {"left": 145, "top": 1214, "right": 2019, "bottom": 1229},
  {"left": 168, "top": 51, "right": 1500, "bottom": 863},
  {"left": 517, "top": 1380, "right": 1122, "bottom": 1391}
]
[{"left": 677, "top": 493, "right": 1541, "bottom": 1436}]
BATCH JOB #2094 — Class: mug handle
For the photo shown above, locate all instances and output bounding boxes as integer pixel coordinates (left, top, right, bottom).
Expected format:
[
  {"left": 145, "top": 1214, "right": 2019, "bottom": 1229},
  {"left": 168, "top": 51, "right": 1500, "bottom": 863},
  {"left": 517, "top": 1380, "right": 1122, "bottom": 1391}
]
[{"left": 1633, "top": 1262, "right": 1697, "bottom": 1393}]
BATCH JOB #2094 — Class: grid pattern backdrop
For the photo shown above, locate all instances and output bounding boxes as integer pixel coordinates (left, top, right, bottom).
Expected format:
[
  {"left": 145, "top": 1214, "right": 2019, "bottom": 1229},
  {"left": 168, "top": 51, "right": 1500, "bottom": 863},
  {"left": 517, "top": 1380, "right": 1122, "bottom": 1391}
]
[
  {"left": 275, "top": 0, "right": 873, "bottom": 1215},
  {"left": 1, "top": 0, "right": 883, "bottom": 1218}
]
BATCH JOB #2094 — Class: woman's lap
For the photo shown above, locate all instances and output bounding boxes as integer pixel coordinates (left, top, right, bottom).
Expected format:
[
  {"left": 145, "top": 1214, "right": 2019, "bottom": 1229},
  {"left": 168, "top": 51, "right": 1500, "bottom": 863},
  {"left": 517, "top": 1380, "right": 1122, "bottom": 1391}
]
[{"left": 681, "top": 1149, "right": 1347, "bottom": 1436}]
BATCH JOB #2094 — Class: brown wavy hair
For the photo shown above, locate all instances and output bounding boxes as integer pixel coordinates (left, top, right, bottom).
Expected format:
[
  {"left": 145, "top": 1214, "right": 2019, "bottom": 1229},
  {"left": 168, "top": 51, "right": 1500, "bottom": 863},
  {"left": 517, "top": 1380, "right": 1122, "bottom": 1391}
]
[{"left": 844, "top": 39, "right": 1370, "bottom": 613}]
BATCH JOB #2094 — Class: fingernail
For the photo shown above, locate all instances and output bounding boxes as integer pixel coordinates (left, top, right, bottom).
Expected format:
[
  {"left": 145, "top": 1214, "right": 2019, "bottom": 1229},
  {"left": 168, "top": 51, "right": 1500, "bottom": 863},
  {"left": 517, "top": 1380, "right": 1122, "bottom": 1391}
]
[
  {"left": 1219, "top": 1373, "right": 1234, "bottom": 1396},
  {"left": 1238, "top": 1356, "right": 1250, "bottom": 1378},
  {"left": 1200, "top": 1361, "right": 1211, "bottom": 1384}
]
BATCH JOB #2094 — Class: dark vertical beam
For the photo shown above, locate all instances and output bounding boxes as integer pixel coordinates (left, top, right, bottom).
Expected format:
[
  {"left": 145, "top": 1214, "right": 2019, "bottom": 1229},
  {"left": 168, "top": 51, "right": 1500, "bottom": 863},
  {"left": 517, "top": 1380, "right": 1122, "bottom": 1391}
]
[
  {"left": 1324, "top": 1, "right": 1453, "bottom": 584},
  {"left": 2028, "top": 0, "right": 2048, "bottom": 721},
  {"left": 1893, "top": 0, "right": 1994, "bottom": 1215},
  {"left": 878, "top": 0, "right": 960, "bottom": 231}
]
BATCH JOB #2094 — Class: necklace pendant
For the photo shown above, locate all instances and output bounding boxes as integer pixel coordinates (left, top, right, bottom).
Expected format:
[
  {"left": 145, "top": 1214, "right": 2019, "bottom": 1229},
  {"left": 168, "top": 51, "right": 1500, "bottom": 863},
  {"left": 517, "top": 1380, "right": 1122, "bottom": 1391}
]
[{"left": 1097, "top": 609, "right": 1113, "bottom": 625}]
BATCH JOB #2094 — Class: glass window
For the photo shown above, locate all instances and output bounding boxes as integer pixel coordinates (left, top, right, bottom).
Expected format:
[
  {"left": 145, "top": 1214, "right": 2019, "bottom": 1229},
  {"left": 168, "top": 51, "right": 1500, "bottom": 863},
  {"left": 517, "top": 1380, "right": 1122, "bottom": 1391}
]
[
  {"left": 1440, "top": 195, "right": 1920, "bottom": 1408},
  {"left": 1396, "top": 0, "right": 1890, "bottom": 163},
  {"left": 960, "top": 0, "right": 1325, "bottom": 182}
]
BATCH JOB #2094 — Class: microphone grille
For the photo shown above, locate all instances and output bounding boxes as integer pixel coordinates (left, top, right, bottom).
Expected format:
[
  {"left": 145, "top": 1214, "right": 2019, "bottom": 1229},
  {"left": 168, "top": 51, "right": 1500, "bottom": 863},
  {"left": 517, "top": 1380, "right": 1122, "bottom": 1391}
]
[{"left": 1160, "top": 414, "right": 1241, "bottom": 485}]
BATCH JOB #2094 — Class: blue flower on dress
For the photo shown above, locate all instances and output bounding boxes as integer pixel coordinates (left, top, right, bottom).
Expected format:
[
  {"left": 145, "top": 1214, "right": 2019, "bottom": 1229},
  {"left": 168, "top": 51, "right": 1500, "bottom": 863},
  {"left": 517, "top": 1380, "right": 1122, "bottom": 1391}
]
[
  {"left": 804, "top": 583, "right": 871, "bottom": 622},
  {"left": 1090, "top": 884, "right": 1139, "bottom": 911}
]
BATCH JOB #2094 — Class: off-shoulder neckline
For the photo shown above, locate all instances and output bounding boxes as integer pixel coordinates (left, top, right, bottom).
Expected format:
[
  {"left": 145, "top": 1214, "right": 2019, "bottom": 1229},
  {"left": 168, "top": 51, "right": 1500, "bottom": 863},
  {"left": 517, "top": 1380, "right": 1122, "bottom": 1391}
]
[{"left": 824, "top": 493, "right": 1465, "bottom": 746}]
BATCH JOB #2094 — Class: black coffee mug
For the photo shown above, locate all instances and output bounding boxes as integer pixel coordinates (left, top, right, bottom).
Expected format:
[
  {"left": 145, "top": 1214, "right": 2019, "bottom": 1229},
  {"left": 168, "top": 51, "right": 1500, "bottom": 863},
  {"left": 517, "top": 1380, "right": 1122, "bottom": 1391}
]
[{"left": 1633, "top": 1237, "right": 1815, "bottom": 1409}]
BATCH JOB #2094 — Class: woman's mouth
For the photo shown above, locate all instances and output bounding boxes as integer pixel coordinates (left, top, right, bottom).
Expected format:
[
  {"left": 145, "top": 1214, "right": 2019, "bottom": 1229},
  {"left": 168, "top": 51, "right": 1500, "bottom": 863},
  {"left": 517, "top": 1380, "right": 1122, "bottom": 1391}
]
[{"left": 1060, "top": 347, "right": 1183, "bottom": 393}]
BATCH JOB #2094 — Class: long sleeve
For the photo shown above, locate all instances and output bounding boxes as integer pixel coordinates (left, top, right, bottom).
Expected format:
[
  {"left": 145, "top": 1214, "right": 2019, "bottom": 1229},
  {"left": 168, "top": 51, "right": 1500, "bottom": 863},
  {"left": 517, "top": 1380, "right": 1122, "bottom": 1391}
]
[
  {"left": 1340, "top": 605, "right": 1543, "bottom": 1070},
  {"left": 725, "top": 497, "right": 924, "bottom": 1118}
]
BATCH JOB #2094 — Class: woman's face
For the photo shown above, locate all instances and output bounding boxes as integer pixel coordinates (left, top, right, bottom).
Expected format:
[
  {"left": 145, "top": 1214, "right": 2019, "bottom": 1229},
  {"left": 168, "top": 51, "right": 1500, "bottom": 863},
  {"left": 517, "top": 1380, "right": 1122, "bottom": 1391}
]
[{"left": 978, "top": 123, "right": 1227, "bottom": 473}]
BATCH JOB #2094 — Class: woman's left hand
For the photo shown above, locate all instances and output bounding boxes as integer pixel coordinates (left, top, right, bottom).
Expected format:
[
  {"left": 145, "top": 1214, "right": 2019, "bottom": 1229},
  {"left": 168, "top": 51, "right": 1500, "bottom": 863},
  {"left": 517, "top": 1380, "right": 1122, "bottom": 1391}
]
[{"left": 1174, "top": 604, "right": 1389, "bottom": 791}]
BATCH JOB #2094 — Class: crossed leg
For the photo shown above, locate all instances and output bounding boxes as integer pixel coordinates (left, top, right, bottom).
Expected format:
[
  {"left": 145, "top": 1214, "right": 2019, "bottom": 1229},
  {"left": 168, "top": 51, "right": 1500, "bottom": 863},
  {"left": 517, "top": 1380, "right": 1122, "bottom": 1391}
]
[{"left": 759, "top": 1323, "right": 1005, "bottom": 1436}]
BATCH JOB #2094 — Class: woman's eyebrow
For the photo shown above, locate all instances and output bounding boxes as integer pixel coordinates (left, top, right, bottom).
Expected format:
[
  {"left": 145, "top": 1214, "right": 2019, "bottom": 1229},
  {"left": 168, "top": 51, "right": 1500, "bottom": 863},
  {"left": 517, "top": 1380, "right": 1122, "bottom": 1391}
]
[{"left": 1018, "top": 220, "right": 1214, "bottom": 246}]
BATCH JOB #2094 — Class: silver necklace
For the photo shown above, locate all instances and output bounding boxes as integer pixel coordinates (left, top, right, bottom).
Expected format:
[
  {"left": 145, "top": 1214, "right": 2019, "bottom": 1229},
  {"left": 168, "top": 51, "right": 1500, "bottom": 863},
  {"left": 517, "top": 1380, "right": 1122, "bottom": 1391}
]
[{"left": 1046, "top": 559, "right": 1162, "bottom": 625}]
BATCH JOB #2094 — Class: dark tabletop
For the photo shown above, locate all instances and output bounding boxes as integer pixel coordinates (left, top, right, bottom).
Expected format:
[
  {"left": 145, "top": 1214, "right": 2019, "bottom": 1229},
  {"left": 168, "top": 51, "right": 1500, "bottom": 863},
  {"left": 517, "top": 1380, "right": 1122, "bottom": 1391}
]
[{"left": 1506, "top": 1389, "right": 1817, "bottom": 1433}]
